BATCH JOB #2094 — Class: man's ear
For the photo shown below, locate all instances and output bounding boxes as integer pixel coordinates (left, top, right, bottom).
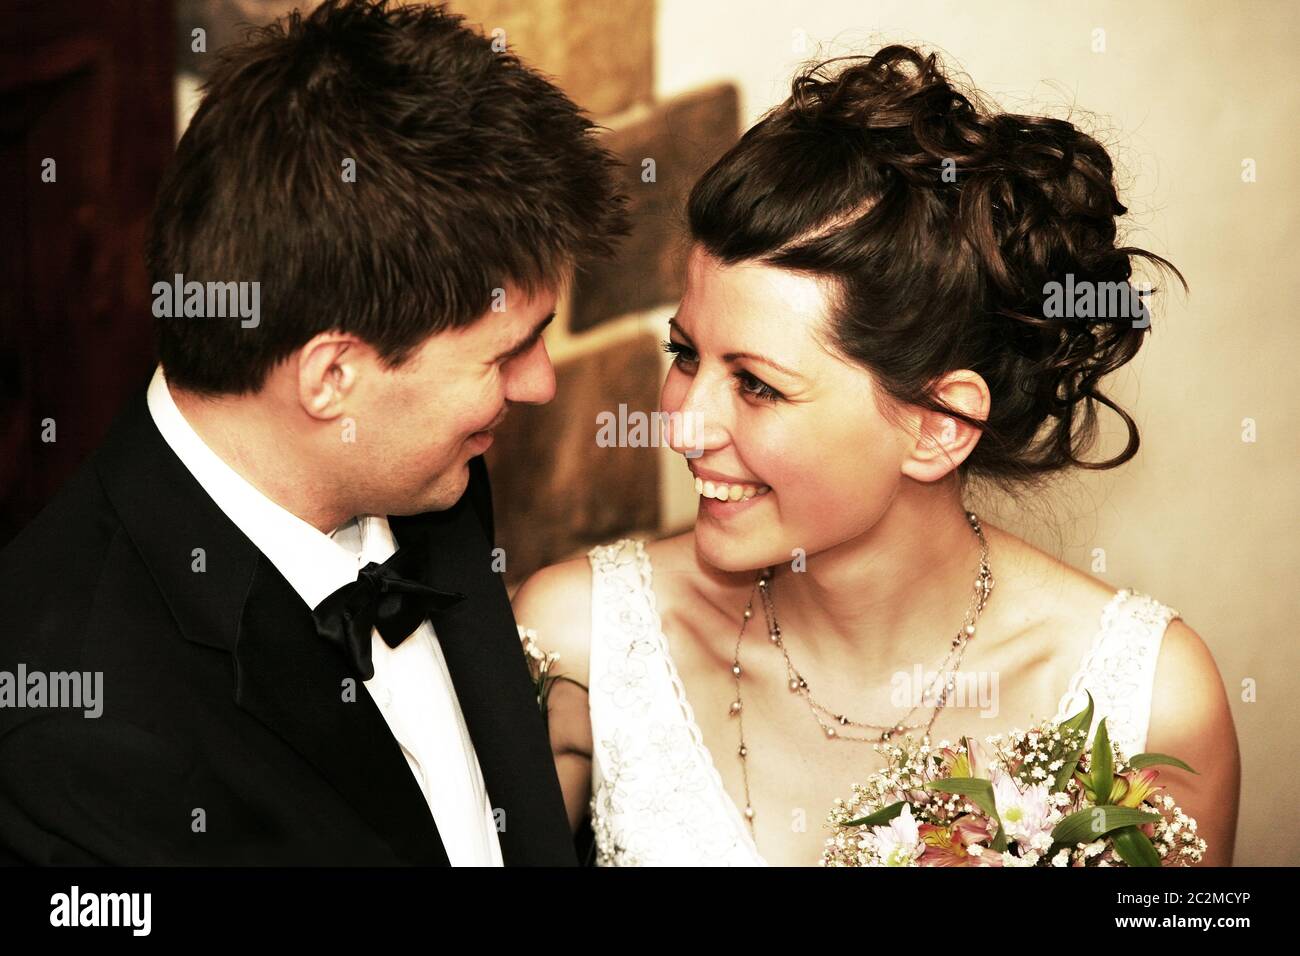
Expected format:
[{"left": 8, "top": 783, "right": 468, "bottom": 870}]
[
  {"left": 899, "top": 370, "right": 990, "bottom": 483},
  {"left": 296, "top": 333, "right": 364, "bottom": 420}
]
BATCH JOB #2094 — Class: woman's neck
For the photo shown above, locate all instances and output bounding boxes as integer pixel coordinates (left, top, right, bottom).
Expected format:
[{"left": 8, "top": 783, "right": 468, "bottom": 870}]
[{"left": 761, "top": 483, "right": 995, "bottom": 677}]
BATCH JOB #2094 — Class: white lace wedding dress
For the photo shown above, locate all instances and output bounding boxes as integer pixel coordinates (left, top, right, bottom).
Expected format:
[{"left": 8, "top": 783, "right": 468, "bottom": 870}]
[{"left": 571, "top": 538, "right": 1183, "bottom": 867}]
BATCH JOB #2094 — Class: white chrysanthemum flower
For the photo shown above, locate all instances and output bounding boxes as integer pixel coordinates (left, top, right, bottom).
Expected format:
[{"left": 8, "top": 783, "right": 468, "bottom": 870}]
[
  {"left": 991, "top": 771, "right": 1054, "bottom": 846},
  {"left": 870, "top": 803, "right": 924, "bottom": 866}
]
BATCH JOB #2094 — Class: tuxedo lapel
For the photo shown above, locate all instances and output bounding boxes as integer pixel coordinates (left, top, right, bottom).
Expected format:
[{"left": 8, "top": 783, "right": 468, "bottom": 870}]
[
  {"left": 95, "top": 393, "right": 449, "bottom": 864},
  {"left": 232, "top": 557, "right": 450, "bottom": 864},
  {"left": 393, "top": 482, "right": 578, "bottom": 866}
]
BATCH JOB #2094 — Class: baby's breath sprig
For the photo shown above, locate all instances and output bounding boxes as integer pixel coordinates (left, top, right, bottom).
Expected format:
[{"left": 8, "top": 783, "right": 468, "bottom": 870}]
[{"left": 517, "top": 625, "right": 588, "bottom": 721}]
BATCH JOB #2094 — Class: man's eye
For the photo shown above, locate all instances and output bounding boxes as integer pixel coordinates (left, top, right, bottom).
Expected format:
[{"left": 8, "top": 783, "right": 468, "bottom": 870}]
[
  {"left": 661, "top": 339, "right": 698, "bottom": 368},
  {"left": 735, "top": 370, "right": 783, "bottom": 403},
  {"left": 497, "top": 335, "right": 538, "bottom": 366}
]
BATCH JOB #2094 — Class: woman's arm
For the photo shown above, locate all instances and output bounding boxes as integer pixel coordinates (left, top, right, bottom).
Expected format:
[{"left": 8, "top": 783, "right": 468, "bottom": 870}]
[
  {"left": 511, "top": 557, "right": 595, "bottom": 835},
  {"left": 1144, "top": 619, "right": 1242, "bottom": 866}
]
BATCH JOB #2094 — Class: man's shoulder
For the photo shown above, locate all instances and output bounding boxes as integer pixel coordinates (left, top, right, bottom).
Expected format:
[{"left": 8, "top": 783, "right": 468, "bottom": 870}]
[
  {"left": 1, "top": 455, "right": 121, "bottom": 590},
  {"left": 0, "top": 457, "right": 126, "bottom": 653}
]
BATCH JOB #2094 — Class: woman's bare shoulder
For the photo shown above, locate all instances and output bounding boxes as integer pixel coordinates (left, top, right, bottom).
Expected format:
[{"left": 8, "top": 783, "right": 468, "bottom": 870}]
[
  {"left": 509, "top": 535, "right": 697, "bottom": 682},
  {"left": 979, "top": 522, "right": 1123, "bottom": 658},
  {"left": 511, "top": 552, "right": 597, "bottom": 687}
]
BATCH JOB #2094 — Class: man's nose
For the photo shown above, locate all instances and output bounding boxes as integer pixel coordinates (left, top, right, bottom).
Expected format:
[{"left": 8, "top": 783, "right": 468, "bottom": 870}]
[{"left": 505, "top": 338, "right": 557, "bottom": 406}]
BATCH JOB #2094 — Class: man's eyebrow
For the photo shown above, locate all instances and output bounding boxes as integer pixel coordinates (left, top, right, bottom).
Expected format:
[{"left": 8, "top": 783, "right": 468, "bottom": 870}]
[
  {"left": 493, "top": 311, "right": 555, "bottom": 362},
  {"left": 668, "top": 316, "right": 802, "bottom": 379}
]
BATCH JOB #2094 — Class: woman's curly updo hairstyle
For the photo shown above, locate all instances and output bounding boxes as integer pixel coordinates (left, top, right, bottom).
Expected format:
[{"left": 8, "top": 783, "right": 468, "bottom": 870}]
[{"left": 687, "top": 45, "right": 1185, "bottom": 491}]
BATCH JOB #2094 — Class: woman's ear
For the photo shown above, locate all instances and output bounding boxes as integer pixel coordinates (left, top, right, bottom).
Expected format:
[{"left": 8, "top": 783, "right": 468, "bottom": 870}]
[{"left": 900, "top": 370, "right": 990, "bottom": 483}]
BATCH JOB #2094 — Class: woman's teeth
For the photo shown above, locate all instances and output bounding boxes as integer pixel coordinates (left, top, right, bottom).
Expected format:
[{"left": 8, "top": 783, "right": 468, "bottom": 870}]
[{"left": 694, "top": 477, "right": 771, "bottom": 502}]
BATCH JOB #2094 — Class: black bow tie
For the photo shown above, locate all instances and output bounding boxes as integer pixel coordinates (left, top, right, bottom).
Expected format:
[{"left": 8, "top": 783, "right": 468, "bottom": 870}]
[{"left": 311, "top": 544, "right": 466, "bottom": 680}]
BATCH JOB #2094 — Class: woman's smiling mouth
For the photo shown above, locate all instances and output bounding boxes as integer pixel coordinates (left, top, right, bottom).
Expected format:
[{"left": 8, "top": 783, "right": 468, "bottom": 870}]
[{"left": 690, "top": 465, "right": 771, "bottom": 517}]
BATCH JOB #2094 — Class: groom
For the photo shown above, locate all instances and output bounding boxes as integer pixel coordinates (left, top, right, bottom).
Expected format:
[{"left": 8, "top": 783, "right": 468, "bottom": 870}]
[{"left": 0, "top": 0, "right": 626, "bottom": 864}]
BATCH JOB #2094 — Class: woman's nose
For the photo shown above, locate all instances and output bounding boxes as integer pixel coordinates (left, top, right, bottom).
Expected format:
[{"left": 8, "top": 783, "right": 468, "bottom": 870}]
[
  {"left": 663, "top": 408, "right": 709, "bottom": 458},
  {"left": 664, "top": 377, "right": 728, "bottom": 458}
]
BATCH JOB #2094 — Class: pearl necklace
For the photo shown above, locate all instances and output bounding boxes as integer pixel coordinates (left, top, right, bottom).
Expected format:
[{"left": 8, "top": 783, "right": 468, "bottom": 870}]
[{"left": 727, "top": 510, "right": 994, "bottom": 836}]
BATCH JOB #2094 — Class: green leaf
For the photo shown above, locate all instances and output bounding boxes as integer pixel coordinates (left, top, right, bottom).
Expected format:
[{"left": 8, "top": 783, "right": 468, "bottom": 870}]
[
  {"left": 1060, "top": 690, "right": 1095, "bottom": 736},
  {"left": 1129, "top": 752, "right": 1197, "bottom": 774},
  {"left": 1112, "top": 825, "right": 1162, "bottom": 867},
  {"left": 1053, "top": 691, "right": 1094, "bottom": 792},
  {"left": 842, "top": 801, "right": 907, "bottom": 828},
  {"left": 924, "top": 777, "right": 1007, "bottom": 852},
  {"left": 1091, "top": 718, "right": 1113, "bottom": 805},
  {"left": 1051, "top": 806, "right": 1163, "bottom": 846}
]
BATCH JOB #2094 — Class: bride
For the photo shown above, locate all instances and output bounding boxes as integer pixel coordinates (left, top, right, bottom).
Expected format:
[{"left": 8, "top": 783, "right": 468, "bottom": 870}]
[{"left": 513, "top": 45, "right": 1240, "bottom": 866}]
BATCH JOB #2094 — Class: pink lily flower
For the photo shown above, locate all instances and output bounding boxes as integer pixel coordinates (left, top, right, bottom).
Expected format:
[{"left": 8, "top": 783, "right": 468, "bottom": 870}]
[{"left": 917, "top": 814, "right": 1002, "bottom": 867}]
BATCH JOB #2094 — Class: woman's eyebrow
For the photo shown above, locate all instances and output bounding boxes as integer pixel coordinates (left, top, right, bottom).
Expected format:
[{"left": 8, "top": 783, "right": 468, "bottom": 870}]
[
  {"left": 667, "top": 316, "right": 694, "bottom": 343},
  {"left": 722, "top": 349, "right": 802, "bottom": 379}
]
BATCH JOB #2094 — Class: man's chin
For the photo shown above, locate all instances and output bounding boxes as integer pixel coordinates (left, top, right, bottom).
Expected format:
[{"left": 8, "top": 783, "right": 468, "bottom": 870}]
[
  {"left": 425, "top": 461, "right": 473, "bottom": 512},
  {"left": 378, "top": 463, "right": 469, "bottom": 518}
]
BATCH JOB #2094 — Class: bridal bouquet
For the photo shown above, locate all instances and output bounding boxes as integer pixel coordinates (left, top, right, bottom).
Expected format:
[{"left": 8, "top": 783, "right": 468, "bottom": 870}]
[{"left": 821, "top": 692, "right": 1206, "bottom": 867}]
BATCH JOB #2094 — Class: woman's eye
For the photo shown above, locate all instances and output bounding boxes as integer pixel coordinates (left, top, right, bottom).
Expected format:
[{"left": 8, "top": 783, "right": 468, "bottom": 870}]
[
  {"left": 661, "top": 339, "right": 698, "bottom": 369},
  {"left": 662, "top": 339, "right": 782, "bottom": 403},
  {"left": 736, "top": 370, "right": 783, "bottom": 403}
]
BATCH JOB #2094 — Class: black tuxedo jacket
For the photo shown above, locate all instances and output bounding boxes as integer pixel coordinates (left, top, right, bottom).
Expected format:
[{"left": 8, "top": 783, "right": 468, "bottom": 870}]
[{"left": 0, "top": 392, "right": 577, "bottom": 865}]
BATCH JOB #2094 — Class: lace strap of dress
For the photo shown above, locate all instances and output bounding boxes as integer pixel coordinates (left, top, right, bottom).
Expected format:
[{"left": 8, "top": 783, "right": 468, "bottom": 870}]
[
  {"left": 583, "top": 538, "right": 767, "bottom": 865},
  {"left": 587, "top": 537, "right": 657, "bottom": 658},
  {"left": 585, "top": 538, "right": 664, "bottom": 729},
  {"left": 1052, "top": 588, "right": 1181, "bottom": 759},
  {"left": 585, "top": 538, "right": 722, "bottom": 755}
]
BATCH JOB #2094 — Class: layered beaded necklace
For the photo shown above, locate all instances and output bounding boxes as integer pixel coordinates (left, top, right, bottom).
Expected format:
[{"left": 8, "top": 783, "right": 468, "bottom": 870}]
[{"left": 727, "top": 510, "right": 995, "bottom": 837}]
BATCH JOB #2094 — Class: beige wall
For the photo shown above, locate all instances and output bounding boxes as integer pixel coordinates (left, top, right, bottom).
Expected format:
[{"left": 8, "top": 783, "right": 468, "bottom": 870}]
[{"left": 655, "top": 0, "right": 1300, "bottom": 865}]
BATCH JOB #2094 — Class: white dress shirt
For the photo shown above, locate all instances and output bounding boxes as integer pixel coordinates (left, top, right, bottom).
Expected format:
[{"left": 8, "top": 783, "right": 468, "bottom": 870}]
[{"left": 146, "top": 365, "right": 503, "bottom": 866}]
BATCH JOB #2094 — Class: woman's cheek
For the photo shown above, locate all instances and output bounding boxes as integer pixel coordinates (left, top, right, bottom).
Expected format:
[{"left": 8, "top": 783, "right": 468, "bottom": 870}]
[
  {"left": 763, "top": 420, "right": 884, "bottom": 536},
  {"left": 744, "top": 424, "right": 815, "bottom": 513}
]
